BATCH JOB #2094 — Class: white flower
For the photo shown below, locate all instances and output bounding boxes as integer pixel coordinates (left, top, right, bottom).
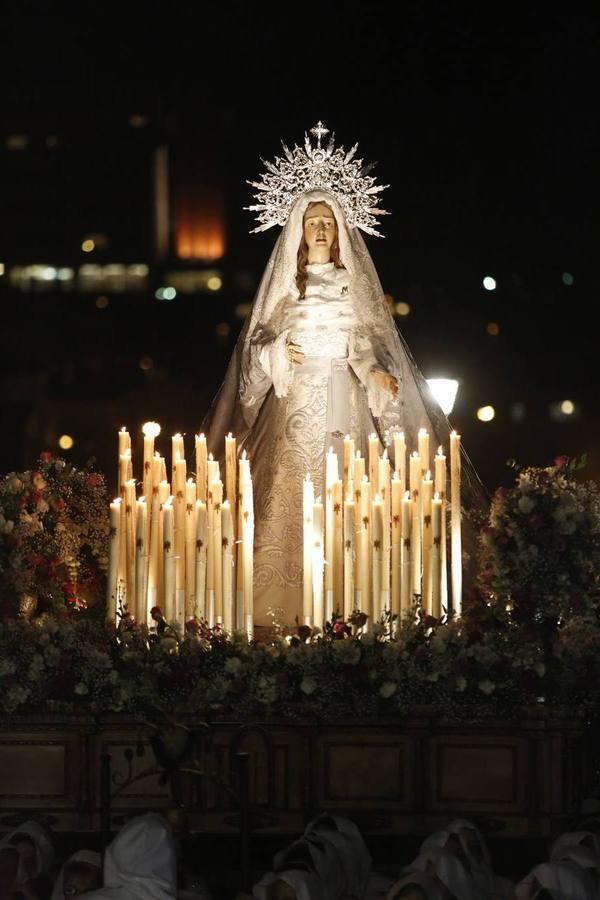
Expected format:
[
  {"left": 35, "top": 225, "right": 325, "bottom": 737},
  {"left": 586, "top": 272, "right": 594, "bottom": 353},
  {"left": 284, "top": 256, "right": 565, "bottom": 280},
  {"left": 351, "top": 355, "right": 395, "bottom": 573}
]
[
  {"left": 379, "top": 681, "right": 397, "bottom": 698},
  {"left": 6, "top": 475, "right": 23, "bottom": 493},
  {"left": 300, "top": 676, "right": 317, "bottom": 695},
  {"left": 455, "top": 676, "right": 467, "bottom": 692},
  {"left": 534, "top": 662, "right": 546, "bottom": 677},
  {"left": 0, "top": 518, "right": 14, "bottom": 535},
  {"left": 74, "top": 682, "right": 89, "bottom": 696},
  {"left": 518, "top": 495, "right": 536, "bottom": 514},
  {"left": 224, "top": 657, "right": 243, "bottom": 675},
  {"left": 478, "top": 679, "right": 496, "bottom": 695}
]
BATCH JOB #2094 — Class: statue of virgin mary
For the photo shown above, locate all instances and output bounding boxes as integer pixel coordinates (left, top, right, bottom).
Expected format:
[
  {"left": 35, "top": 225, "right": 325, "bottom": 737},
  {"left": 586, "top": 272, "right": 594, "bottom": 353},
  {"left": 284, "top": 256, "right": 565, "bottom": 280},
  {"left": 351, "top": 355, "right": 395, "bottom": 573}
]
[{"left": 203, "top": 123, "right": 487, "bottom": 628}]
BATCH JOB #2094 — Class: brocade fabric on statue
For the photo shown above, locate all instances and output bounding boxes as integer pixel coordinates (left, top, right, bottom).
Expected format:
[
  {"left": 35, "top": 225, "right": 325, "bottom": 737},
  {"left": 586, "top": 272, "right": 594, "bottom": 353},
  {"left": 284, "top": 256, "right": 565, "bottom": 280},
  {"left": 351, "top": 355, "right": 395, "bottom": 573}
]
[{"left": 242, "top": 260, "right": 383, "bottom": 625}]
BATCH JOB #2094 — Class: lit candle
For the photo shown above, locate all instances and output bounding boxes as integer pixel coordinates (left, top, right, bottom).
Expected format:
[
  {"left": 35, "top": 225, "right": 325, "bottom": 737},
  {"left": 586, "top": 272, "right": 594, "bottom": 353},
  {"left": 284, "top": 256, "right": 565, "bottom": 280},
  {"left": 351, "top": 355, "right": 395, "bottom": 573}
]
[
  {"left": 372, "top": 494, "right": 384, "bottom": 623},
  {"left": 142, "top": 422, "right": 160, "bottom": 525},
  {"left": 401, "top": 491, "right": 412, "bottom": 615},
  {"left": 106, "top": 498, "right": 121, "bottom": 621},
  {"left": 418, "top": 428, "right": 430, "bottom": 476},
  {"left": 368, "top": 432, "right": 380, "bottom": 495},
  {"left": 156, "top": 481, "right": 169, "bottom": 610},
  {"left": 195, "top": 433, "right": 208, "bottom": 503},
  {"left": 378, "top": 450, "right": 391, "bottom": 613},
  {"left": 421, "top": 471, "right": 433, "bottom": 614},
  {"left": 118, "top": 428, "right": 131, "bottom": 496},
  {"left": 353, "top": 451, "right": 365, "bottom": 499},
  {"left": 332, "top": 479, "right": 344, "bottom": 617},
  {"left": 343, "top": 494, "right": 355, "bottom": 620},
  {"left": 409, "top": 452, "right": 422, "bottom": 598},
  {"left": 450, "top": 430, "right": 462, "bottom": 615},
  {"left": 222, "top": 499, "right": 234, "bottom": 633},
  {"left": 173, "top": 455, "right": 187, "bottom": 622},
  {"left": 135, "top": 497, "right": 148, "bottom": 624},
  {"left": 312, "top": 496, "right": 324, "bottom": 629},
  {"left": 303, "top": 474, "right": 314, "bottom": 626},
  {"left": 343, "top": 435, "right": 355, "bottom": 491},
  {"left": 391, "top": 472, "right": 402, "bottom": 620},
  {"left": 185, "top": 479, "right": 197, "bottom": 620},
  {"left": 435, "top": 445, "right": 448, "bottom": 610},
  {"left": 359, "top": 475, "right": 371, "bottom": 622},
  {"left": 212, "top": 479, "right": 223, "bottom": 625},
  {"left": 124, "top": 479, "right": 137, "bottom": 614},
  {"left": 151, "top": 452, "right": 163, "bottom": 494},
  {"left": 171, "top": 433, "right": 185, "bottom": 490},
  {"left": 194, "top": 500, "right": 207, "bottom": 621},
  {"left": 163, "top": 500, "right": 175, "bottom": 621},
  {"left": 119, "top": 450, "right": 131, "bottom": 499},
  {"left": 393, "top": 431, "right": 406, "bottom": 493},
  {"left": 225, "top": 432, "right": 237, "bottom": 503},
  {"left": 432, "top": 492, "right": 443, "bottom": 618}
]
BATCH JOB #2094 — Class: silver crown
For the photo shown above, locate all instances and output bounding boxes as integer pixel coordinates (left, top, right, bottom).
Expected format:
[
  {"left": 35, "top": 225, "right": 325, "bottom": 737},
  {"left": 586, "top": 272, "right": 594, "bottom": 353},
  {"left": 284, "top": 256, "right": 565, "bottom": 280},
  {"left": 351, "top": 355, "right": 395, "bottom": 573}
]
[{"left": 244, "top": 121, "right": 390, "bottom": 237}]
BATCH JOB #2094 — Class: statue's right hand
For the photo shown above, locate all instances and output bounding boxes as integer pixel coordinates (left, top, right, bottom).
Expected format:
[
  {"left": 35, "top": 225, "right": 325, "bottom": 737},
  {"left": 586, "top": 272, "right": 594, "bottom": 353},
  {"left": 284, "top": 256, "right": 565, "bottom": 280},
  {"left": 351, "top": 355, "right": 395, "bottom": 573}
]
[{"left": 285, "top": 340, "right": 305, "bottom": 365}]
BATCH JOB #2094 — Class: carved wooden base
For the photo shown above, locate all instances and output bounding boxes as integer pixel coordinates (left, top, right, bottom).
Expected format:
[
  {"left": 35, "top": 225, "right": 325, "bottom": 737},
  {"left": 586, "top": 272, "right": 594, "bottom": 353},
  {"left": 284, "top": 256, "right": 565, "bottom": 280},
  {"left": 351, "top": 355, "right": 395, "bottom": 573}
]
[{"left": 0, "top": 709, "right": 588, "bottom": 839}]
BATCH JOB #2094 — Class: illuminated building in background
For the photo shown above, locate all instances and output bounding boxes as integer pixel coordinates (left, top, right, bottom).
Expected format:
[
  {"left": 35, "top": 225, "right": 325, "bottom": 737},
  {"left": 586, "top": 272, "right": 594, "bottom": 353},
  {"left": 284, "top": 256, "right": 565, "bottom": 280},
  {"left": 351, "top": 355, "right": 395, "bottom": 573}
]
[{"left": 170, "top": 146, "right": 226, "bottom": 262}]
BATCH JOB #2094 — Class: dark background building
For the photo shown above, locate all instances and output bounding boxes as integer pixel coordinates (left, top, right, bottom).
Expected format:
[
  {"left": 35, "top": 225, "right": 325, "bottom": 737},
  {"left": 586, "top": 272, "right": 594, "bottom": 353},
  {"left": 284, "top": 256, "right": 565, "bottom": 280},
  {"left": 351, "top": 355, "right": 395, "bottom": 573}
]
[{"left": 1, "top": 6, "right": 598, "bottom": 493}]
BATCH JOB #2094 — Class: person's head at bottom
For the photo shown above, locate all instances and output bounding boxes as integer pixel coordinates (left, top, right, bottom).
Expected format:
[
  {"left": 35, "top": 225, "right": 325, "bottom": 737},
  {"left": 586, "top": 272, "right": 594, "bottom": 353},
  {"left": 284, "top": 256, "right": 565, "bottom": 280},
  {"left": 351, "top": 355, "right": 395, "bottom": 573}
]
[{"left": 62, "top": 860, "right": 102, "bottom": 897}]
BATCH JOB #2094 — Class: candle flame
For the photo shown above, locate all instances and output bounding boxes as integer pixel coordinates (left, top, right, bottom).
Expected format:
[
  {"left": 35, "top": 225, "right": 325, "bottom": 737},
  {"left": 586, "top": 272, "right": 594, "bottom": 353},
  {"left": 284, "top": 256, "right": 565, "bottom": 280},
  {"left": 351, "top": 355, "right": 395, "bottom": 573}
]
[
  {"left": 404, "top": 490, "right": 411, "bottom": 499},
  {"left": 437, "top": 445, "right": 443, "bottom": 455},
  {"left": 411, "top": 451, "right": 420, "bottom": 458},
  {"left": 382, "top": 448, "right": 388, "bottom": 460},
  {"left": 227, "top": 431, "right": 233, "bottom": 439},
  {"left": 328, "top": 446, "right": 334, "bottom": 454},
  {"left": 112, "top": 497, "right": 121, "bottom": 505},
  {"left": 120, "top": 426, "right": 128, "bottom": 432},
  {"left": 187, "top": 477, "right": 194, "bottom": 485},
  {"left": 434, "top": 491, "right": 440, "bottom": 500},
  {"left": 138, "top": 496, "right": 146, "bottom": 504},
  {"left": 196, "top": 432, "right": 206, "bottom": 441},
  {"left": 142, "top": 421, "right": 161, "bottom": 438},
  {"left": 173, "top": 432, "right": 182, "bottom": 439},
  {"left": 362, "top": 474, "right": 369, "bottom": 483},
  {"left": 242, "top": 449, "right": 247, "bottom": 459},
  {"left": 419, "top": 427, "right": 428, "bottom": 436},
  {"left": 355, "top": 449, "right": 361, "bottom": 459},
  {"left": 425, "top": 470, "right": 432, "bottom": 480},
  {"left": 208, "top": 452, "right": 214, "bottom": 460},
  {"left": 315, "top": 495, "right": 322, "bottom": 504}
]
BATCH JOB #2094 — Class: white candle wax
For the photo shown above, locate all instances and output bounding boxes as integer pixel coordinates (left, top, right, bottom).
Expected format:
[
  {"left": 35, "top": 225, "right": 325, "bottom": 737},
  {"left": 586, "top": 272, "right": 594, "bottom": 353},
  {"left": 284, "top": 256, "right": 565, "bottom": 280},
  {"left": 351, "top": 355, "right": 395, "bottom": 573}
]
[
  {"left": 195, "top": 433, "right": 207, "bottom": 503},
  {"left": 418, "top": 428, "right": 430, "bottom": 476},
  {"left": 312, "top": 497, "right": 324, "bottom": 629},
  {"left": 163, "top": 501, "right": 175, "bottom": 621},
  {"left": 184, "top": 479, "right": 197, "bottom": 619},
  {"left": 332, "top": 479, "right": 344, "bottom": 618},
  {"left": 409, "top": 453, "right": 422, "bottom": 598},
  {"left": 371, "top": 494, "right": 384, "bottom": 623},
  {"left": 135, "top": 497, "right": 148, "bottom": 624},
  {"left": 194, "top": 500, "right": 207, "bottom": 621},
  {"left": 432, "top": 492, "right": 443, "bottom": 618},
  {"left": 450, "top": 431, "right": 462, "bottom": 615},
  {"left": 222, "top": 499, "right": 234, "bottom": 633},
  {"left": 368, "top": 432, "right": 380, "bottom": 495},
  {"left": 401, "top": 491, "right": 412, "bottom": 615},
  {"left": 303, "top": 474, "right": 314, "bottom": 626},
  {"left": 107, "top": 498, "right": 121, "bottom": 621},
  {"left": 421, "top": 471, "right": 433, "bottom": 614},
  {"left": 393, "top": 431, "right": 406, "bottom": 493},
  {"left": 343, "top": 495, "right": 355, "bottom": 620},
  {"left": 391, "top": 473, "right": 402, "bottom": 620},
  {"left": 212, "top": 479, "right": 223, "bottom": 624}
]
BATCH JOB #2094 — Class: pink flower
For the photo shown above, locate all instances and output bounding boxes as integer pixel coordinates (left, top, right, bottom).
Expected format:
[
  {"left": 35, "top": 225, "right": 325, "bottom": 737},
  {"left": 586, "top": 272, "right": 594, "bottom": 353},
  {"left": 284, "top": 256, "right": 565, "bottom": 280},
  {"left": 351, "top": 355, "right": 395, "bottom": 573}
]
[{"left": 554, "top": 455, "right": 569, "bottom": 468}]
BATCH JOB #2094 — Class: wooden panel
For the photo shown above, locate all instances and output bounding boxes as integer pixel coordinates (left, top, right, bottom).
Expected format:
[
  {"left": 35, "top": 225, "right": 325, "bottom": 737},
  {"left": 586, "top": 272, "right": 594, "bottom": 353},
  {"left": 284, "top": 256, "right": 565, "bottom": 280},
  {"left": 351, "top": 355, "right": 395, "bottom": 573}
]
[
  {"left": 316, "top": 731, "right": 413, "bottom": 809},
  {"left": 428, "top": 736, "right": 528, "bottom": 813},
  {"left": 97, "top": 737, "right": 170, "bottom": 805},
  {"left": 0, "top": 734, "right": 79, "bottom": 808}
]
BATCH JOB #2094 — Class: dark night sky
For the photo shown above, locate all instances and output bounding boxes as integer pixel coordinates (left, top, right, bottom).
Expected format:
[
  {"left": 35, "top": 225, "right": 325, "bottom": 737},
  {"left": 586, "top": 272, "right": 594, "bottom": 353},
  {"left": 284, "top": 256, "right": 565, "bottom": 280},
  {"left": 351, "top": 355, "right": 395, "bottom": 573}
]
[{"left": 1, "top": 5, "right": 599, "bottom": 488}]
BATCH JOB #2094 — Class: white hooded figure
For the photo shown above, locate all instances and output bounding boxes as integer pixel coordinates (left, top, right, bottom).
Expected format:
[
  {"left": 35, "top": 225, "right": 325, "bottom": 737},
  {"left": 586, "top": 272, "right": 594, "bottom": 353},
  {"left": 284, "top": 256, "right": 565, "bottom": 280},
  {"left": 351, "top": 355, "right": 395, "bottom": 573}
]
[
  {"left": 84, "top": 813, "right": 177, "bottom": 900},
  {"left": 272, "top": 836, "right": 345, "bottom": 900},
  {"left": 51, "top": 849, "right": 102, "bottom": 900},
  {"left": 303, "top": 813, "right": 371, "bottom": 898},
  {"left": 515, "top": 860, "right": 597, "bottom": 899},
  {"left": 204, "top": 132, "right": 488, "bottom": 628},
  {"left": 407, "top": 846, "right": 477, "bottom": 900},
  {"left": 0, "top": 820, "right": 55, "bottom": 892},
  {"left": 421, "top": 820, "right": 513, "bottom": 899}
]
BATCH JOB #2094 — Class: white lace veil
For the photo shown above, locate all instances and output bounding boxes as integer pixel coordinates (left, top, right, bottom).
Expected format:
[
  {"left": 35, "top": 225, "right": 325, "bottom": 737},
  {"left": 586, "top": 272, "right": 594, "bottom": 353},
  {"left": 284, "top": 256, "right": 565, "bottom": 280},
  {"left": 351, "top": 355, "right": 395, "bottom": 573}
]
[{"left": 202, "top": 188, "right": 489, "bottom": 592}]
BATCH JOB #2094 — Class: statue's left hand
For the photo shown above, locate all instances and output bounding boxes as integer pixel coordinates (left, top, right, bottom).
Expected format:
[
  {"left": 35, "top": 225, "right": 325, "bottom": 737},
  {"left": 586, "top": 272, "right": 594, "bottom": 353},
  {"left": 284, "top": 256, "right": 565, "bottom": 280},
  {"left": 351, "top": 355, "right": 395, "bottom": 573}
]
[{"left": 370, "top": 368, "right": 398, "bottom": 397}]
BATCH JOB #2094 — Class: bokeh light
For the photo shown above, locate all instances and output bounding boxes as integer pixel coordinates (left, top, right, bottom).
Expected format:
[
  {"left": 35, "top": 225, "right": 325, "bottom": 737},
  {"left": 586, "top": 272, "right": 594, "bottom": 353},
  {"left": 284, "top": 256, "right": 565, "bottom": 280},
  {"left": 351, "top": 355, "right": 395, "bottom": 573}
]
[
  {"left": 560, "top": 400, "right": 575, "bottom": 415},
  {"left": 95, "top": 296, "right": 109, "bottom": 309},
  {"left": 207, "top": 276, "right": 223, "bottom": 291},
  {"left": 395, "top": 302, "right": 411, "bottom": 316},
  {"left": 81, "top": 239, "right": 95, "bottom": 253},
  {"left": 427, "top": 379, "right": 459, "bottom": 415},
  {"left": 483, "top": 276, "right": 496, "bottom": 291},
  {"left": 58, "top": 434, "right": 74, "bottom": 450},
  {"left": 486, "top": 322, "right": 500, "bottom": 336},
  {"left": 561, "top": 272, "right": 574, "bottom": 286},
  {"left": 477, "top": 405, "right": 495, "bottom": 422}
]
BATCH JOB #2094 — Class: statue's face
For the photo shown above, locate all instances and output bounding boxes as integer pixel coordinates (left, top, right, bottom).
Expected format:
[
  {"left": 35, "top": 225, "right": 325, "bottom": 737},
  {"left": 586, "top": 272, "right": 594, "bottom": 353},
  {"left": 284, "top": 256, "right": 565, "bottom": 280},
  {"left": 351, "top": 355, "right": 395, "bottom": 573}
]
[{"left": 303, "top": 202, "right": 337, "bottom": 254}]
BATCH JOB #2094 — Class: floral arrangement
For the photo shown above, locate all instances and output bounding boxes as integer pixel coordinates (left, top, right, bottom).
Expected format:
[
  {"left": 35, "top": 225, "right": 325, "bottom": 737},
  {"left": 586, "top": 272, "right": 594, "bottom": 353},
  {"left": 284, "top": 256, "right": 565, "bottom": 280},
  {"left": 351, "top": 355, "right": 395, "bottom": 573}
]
[
  {"left": 0, "top": 454, "right": 109, "bottom": 618},
  {"left": 478, "top": 455, "right": 600, "bottom": 629},
  {"left": 1, "top": 598, "right": 600, "bottom": 722},
  {"left": 0, "top": 452, "right": 599, "bottom": 724}
]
